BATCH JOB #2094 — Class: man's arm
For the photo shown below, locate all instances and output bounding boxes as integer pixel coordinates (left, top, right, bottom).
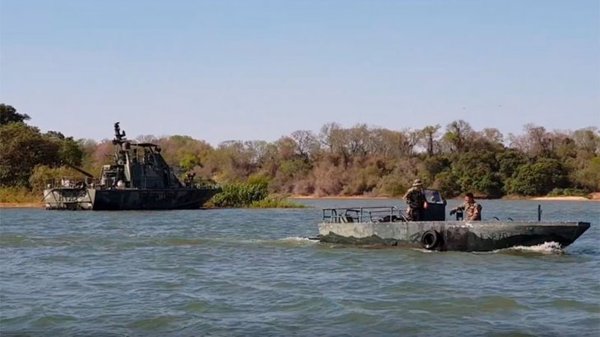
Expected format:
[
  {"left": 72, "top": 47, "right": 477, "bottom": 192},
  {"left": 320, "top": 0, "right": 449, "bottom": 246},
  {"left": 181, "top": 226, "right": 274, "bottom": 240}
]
[
  {"left": 403, "top": 188, "right": 414, "bottom": 201},
  {"left": 449, "top": 203, "right": 466, "bottom": 215}
]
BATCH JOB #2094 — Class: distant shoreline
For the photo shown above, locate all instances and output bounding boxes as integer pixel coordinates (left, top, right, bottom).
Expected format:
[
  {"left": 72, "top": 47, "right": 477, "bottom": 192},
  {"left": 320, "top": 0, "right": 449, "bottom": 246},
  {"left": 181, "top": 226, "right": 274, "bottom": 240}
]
[
  {"left": 2, "top": 194, "right": 598, "bottom": 208},
  {"left": 529, "top": 196, "right": 596, "bottom": 201},
  {"left": 289, "top": 194, "right": 600, "bottom": 202},
  {"left": 289, "top": 195, "right": 393, "bottom": 200},
  {"left": 0, "top": 202, "right": 44, "bottom": 209}
]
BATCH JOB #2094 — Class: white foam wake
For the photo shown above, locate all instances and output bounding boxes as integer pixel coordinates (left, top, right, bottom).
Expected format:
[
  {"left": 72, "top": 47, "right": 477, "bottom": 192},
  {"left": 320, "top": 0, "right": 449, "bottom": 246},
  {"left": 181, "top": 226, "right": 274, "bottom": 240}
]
[
  {"left": 279, "top": 236, "right": 320, "bottom": 243},
  {"left": 500, "top": 241, "right": 564, "bottom": 254}
]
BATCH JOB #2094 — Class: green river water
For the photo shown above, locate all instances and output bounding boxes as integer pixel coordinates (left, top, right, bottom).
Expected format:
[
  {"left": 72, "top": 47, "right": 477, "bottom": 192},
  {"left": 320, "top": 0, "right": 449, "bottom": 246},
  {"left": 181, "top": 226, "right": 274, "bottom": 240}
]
[{"left": 1, "top": 199, "right": 598, "bottom": 336}]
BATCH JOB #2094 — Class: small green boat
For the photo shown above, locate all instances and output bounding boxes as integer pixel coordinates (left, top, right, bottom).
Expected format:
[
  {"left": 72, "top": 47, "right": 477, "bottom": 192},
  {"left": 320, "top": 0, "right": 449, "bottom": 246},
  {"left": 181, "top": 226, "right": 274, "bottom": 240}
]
[{"left": 318, "top": 190, "right": 590, "bottom": 251}]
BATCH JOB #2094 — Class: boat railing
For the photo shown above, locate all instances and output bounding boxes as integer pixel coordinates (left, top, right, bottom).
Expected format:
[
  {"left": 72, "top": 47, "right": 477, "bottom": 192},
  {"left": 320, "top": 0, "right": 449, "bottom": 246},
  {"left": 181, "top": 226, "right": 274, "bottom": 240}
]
[
  {"left": 45, "top": 178, "right": 100, "bottom": 189},
  {"left": 322, "top": 206, "right": 405, "bottom": 223}
]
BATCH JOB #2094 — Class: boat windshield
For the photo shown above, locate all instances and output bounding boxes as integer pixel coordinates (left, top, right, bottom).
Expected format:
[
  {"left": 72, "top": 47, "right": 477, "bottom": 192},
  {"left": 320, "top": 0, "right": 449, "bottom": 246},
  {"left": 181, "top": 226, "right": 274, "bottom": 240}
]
[{"left": 424, "top": 189, "right": 445, "bottom": 204}]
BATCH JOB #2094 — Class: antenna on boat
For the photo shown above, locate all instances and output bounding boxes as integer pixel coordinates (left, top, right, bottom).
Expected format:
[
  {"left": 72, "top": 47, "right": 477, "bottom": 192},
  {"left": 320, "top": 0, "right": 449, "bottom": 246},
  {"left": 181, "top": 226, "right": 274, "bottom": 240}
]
[
  {"left": 114, "top": 122, "right": 126, "bottom": 142},
  {"left": 537, "top": 204, "right": 542, "bottom": 222}
]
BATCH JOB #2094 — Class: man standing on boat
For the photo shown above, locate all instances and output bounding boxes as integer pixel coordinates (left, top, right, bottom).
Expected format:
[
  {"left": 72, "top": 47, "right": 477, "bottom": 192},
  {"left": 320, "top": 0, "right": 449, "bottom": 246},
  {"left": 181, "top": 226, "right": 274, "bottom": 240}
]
[
  {"left": 403, "top": 179, "right": 427, "bottom": 221},
  {"left": 450, "top": 192, "right": 482, "bottom": 221}
]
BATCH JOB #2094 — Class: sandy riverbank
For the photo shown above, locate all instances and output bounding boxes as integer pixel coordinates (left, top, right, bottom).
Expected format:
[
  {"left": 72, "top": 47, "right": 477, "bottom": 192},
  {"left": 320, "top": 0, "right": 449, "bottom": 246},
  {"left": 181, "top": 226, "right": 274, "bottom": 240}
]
[
  {"left": 290, "top": 194, "right": 600, "bottom": 201},
  {"left": 2, "top": 193, "right": 598, "bottom": 208},
  {"left": 0, "top": 202, "right": 44, "bottom": 209},
  {"left": 531, "top": 195, "right": 599, "bottom": 201},
  {"left": 289, "top": 195, "right": 393, "bottom": 200}
]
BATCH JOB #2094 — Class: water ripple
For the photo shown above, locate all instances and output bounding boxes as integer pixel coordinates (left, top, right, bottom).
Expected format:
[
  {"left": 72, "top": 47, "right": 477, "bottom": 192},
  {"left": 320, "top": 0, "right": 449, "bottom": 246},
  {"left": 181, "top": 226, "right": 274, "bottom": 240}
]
[{"left": 1, "top": 202, "right": 599, "bottom": 336}]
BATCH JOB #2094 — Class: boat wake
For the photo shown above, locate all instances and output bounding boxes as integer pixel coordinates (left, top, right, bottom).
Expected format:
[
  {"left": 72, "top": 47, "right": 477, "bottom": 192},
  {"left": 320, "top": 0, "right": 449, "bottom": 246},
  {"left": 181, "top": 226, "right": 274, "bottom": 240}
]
[
  {"left": 245, "top": 236, "right": 320, "bottom": 248},
  {"left": 282, "top": 236, "right": 319, "bottom": 241},
  {"left": 495, "top": 241, "right": 565, "bottom": 255},
  {"left": 279, "top": 236, "right": 320, "bottom": 244},
  {"left": 411, "top": 248, "right": 438, "bottom": 253},
  {"left": 410, "top": 242, "right": 565, "bottom": 255}
]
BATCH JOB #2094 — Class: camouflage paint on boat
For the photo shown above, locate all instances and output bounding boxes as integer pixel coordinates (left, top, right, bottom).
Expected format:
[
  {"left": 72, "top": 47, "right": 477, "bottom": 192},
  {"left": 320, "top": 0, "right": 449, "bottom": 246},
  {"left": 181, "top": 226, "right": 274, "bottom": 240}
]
[{"left": 43, "top": 122, "right": 219, "bottom": 210}]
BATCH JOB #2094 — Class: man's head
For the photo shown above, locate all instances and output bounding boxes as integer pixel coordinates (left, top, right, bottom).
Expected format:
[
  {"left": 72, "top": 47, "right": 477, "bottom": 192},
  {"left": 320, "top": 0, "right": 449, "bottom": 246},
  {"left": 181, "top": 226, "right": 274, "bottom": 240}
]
[
  {"left": 412, "top": 179, "right": 423, "bottom": 188},
  {"left": 464, "top": 192, "right": 474, "bottom": 203}
]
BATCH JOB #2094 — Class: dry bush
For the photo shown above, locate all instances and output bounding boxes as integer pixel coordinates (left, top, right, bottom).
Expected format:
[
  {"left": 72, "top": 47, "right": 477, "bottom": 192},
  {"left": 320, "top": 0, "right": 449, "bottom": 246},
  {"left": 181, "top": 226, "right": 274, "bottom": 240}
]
[{"left": 313, "top": 163, "right": 345, "bottom": 196}]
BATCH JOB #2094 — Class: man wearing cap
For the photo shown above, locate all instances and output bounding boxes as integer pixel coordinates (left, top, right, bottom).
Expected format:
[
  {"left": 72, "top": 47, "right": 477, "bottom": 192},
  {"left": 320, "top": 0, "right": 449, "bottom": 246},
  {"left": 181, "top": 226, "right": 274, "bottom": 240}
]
[{"left": 403, "top": 179, "right": 427, "bottom": 221}]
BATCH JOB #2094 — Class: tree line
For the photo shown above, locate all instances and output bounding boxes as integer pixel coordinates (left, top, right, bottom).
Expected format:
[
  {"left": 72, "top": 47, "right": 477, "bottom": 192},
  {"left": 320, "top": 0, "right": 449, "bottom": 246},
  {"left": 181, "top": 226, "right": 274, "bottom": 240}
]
[{"left": 1, "top": 103, "right": 599, "bottom": 198}]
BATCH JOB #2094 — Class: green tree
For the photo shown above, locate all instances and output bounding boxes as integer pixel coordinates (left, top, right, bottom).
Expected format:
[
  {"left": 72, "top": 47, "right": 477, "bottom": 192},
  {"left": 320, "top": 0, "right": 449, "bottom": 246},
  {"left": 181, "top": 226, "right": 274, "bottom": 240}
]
[
  {"left": 204, "top": 140, "right": 257, "bottom": 183},
  {"left": 179, "top": 153, "right": 199, "bottom": 171},
  {"left": 442, "top": 120, "right": 474, "bottom": 153},
  {"left": 496, "top": 148, "right": 528, "bottom": 180},
  {"left": 29, "top": 165, "right": 82, "bottom": 192},
  {"left": 376, "top": 173, "right": 408, "bottom": 197},
  {"left": 433, "top": 170, "right": 461, "bottom": 197},
  {"left": 451, "top": 151, "right": 503, "bottom": 197},
  {"left": 0, "top": 104, "right": 30, "bottom": 125},
  {"left": 45, "top": 131, "right": 84, "bottom": 166},
  {"left": 507, "top": 158, "right": 568, "bottom": 196},
  {"left": 572, "top": 156, "right": 600, "bottom": 191},
  {"left": 157, "top": 135, "right": 213, "bottom": 171},
  {"left": 211, "top": 181, "right": 269, "bottom": 207},
  {"left": 422, "top": 156, "right": 450, "bottom": 183},
  {"left": 0, "top": 123, "right": 60, "bottom": 186}
]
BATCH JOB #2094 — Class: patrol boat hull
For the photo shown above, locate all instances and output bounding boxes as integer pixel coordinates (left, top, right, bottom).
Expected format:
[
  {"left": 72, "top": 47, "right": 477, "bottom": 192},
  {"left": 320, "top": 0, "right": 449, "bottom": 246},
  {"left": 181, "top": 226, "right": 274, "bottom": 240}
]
[
  {"left": 43, "top": 187, "right": 219, "bottom": 210},
  {"left": 318, "top": 220, "right": 590, "bottom": 252}
]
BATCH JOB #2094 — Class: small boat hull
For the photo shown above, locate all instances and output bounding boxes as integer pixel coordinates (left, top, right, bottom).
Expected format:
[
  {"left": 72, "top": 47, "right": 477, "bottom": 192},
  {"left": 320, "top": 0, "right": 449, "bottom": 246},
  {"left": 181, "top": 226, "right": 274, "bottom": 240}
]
[{"left": 318, "top": 220, "right": 591, "bottom": 252}]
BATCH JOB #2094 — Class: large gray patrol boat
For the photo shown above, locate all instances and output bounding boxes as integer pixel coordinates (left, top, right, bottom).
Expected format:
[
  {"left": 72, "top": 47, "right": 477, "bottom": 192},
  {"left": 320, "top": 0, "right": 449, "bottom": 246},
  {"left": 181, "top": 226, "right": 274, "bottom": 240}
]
[
  {"left": 318, "top": 189, "right": 590, "bottom": 252},
  {"left": 43, "top": 123, "right": 219, "bottom": 210}
]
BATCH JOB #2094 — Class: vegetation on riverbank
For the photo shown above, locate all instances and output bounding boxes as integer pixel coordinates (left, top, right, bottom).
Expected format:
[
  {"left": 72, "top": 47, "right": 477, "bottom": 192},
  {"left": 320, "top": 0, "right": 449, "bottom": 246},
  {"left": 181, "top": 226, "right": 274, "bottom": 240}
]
[
  {"left": 209, "top": 180, "right": 305, "bottom": 208},
  {"left": 2, "top": 103, "right": 599, "bottom": 204},
  {"left": 0, "top": 187, "right": 38, "bottom": 203}
]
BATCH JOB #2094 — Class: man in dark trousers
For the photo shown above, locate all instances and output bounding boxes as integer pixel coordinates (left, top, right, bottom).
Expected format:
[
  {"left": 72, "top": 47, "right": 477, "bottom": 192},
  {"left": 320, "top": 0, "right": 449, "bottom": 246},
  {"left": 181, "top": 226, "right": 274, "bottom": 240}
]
[{"left": 403, "top": 179, "right": 427, "bottom": 221}]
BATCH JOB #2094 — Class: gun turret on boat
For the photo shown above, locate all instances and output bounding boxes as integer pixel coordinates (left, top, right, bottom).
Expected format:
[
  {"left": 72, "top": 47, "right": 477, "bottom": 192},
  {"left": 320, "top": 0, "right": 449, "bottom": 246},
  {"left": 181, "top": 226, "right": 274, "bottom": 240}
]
[
  {"left": 43, "top": 123, "right": 220, "bottom": 210},
  {"left": 318, "top": 189, "right": 590, "bottom": 252}
]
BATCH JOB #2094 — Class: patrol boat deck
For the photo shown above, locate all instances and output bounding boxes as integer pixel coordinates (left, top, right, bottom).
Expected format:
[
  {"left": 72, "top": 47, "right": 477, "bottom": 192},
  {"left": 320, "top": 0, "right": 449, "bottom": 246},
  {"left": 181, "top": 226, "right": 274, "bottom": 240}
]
[
  {"left": 43, "top": 123, "right": 219, "bottom": 210},
  {"left": 317, "top": 190, "right": 590, "bottom": 252}
]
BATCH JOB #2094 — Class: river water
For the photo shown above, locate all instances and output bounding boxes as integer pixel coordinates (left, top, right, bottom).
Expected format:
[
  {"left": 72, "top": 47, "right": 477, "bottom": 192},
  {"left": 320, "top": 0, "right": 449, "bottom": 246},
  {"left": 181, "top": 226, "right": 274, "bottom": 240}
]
[{"left": 1, "top": 200, "right": 599, "bottom": 336}]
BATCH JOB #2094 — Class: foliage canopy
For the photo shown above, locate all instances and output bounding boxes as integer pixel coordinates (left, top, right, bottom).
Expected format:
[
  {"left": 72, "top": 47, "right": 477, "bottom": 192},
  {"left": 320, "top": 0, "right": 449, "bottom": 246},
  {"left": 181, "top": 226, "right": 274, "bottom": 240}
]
[{"left": 1, "top": 103, "right": 599, "bottom": 199}]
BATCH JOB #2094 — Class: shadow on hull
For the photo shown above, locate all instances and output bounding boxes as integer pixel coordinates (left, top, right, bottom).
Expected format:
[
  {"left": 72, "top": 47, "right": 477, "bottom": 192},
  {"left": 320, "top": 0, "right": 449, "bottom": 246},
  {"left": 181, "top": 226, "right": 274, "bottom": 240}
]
[
  {"left": 92, "top": 188, "right": 219, "bottom": 210},
  {"left": 43, "top": 187, "right": 220, "bottom": 210}
]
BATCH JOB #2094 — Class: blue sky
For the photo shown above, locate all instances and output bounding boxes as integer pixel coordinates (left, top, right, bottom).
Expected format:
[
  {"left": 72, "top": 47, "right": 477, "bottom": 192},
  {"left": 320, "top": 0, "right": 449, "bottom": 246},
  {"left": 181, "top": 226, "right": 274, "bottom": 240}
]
[{"left": 1, "top": 0, "right": 598, "bottom": 145}]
